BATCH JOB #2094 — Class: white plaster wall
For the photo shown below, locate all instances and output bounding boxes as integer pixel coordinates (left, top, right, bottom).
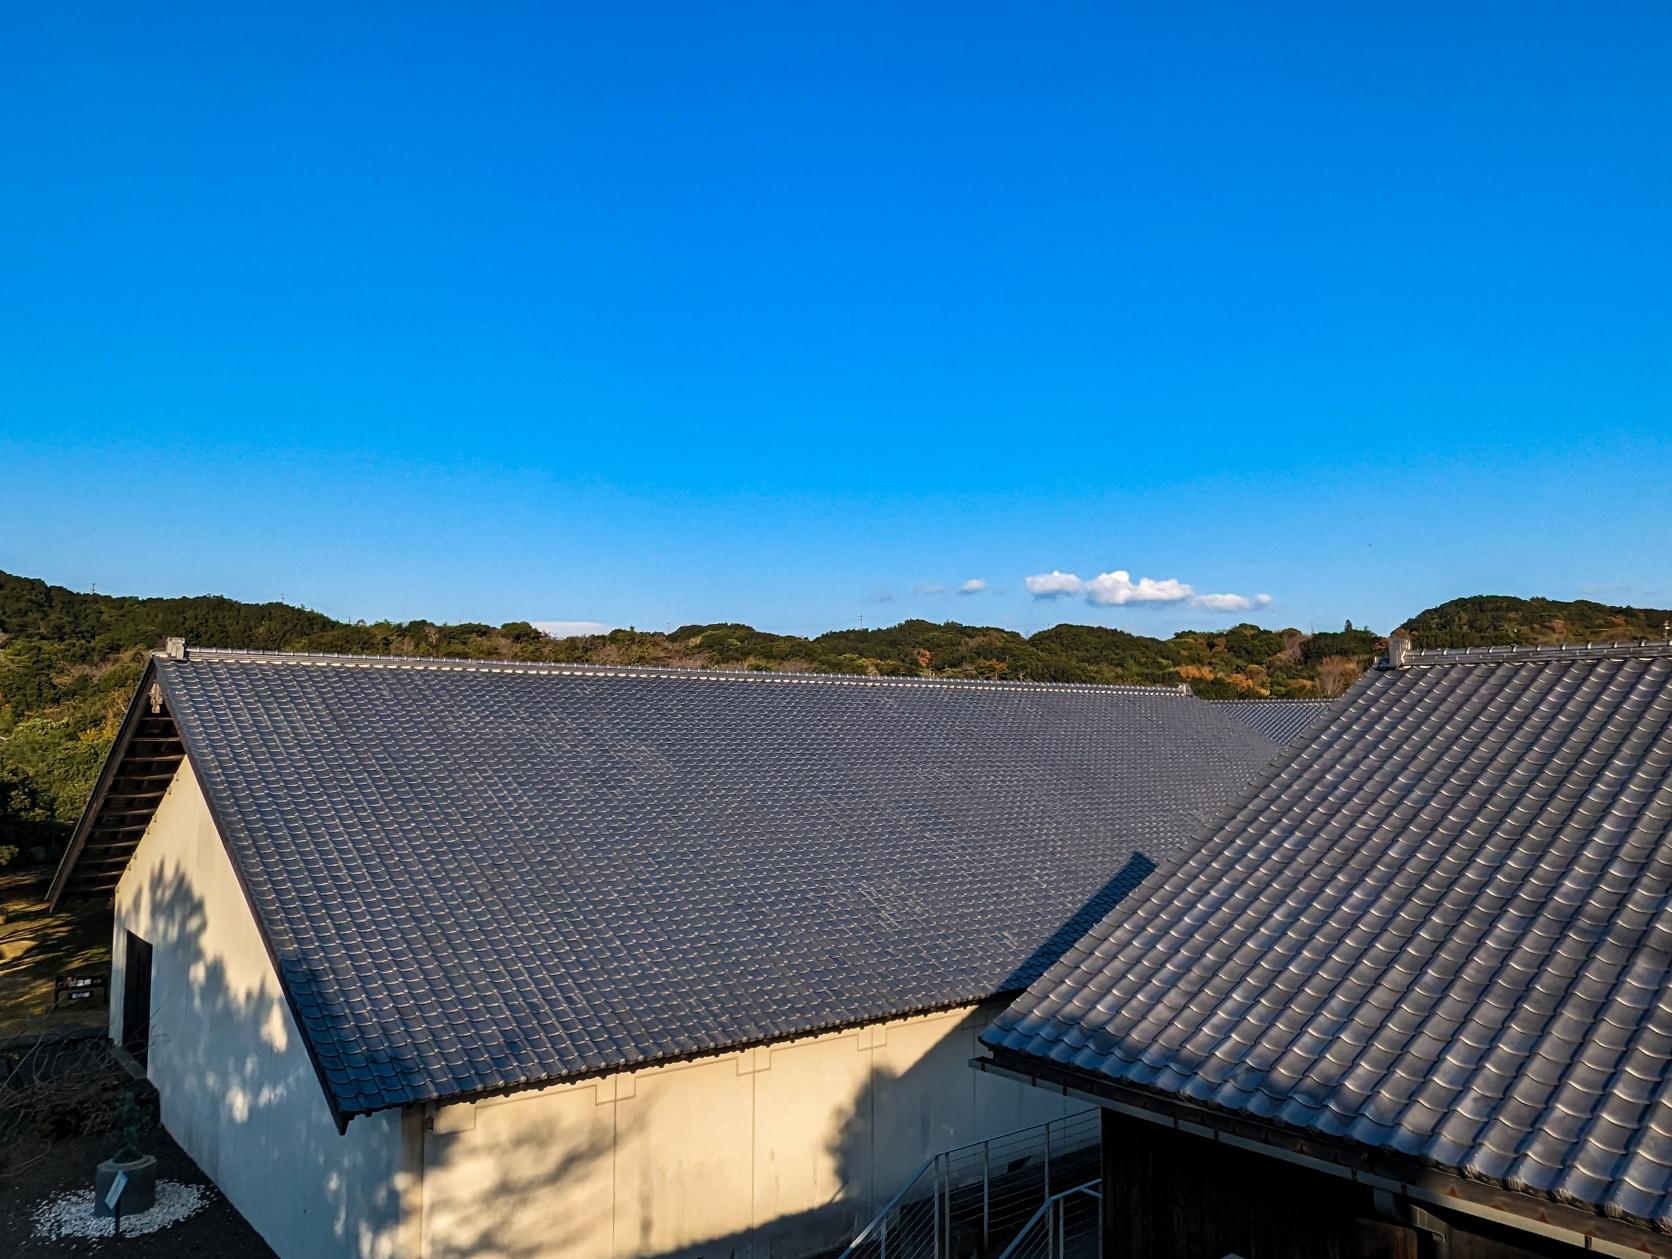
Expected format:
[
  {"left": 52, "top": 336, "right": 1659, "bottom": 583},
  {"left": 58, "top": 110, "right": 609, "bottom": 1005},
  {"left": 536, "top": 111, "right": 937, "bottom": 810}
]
[
  {"left": 421, "top": 1003, "right": 1074, "bottom": 1259},
  {"left": 111, "top": 758, "right": 406, "bottom": 1259}
]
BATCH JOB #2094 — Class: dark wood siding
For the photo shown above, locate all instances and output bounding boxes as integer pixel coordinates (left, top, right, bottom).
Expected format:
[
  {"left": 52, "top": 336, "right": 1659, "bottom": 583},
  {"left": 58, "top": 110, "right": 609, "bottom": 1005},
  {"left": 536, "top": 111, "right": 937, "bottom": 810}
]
[{"left": 1099, "top": 1110, "right": 1588, "bottom": 1259}]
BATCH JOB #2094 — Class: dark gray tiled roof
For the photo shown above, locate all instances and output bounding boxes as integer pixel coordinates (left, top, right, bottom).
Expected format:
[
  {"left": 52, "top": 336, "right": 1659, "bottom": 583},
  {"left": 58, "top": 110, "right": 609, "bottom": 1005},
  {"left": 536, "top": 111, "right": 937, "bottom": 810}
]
[
  {"left": 137, "top": 649, "right": 1282, "bottom": 1119},
  {"left": 1206, "top": 698, "right": 1337, "bottom": 747},
  {"left": 985, "top": 642, "right": 1672, "bottom": 1231}
]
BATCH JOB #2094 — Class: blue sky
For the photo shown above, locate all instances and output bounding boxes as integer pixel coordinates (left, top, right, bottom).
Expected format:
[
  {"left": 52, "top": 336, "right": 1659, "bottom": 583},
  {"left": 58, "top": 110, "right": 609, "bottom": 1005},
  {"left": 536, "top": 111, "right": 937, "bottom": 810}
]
[{"left": 4, "top": 3, "right": 1670, "bottom": 637}]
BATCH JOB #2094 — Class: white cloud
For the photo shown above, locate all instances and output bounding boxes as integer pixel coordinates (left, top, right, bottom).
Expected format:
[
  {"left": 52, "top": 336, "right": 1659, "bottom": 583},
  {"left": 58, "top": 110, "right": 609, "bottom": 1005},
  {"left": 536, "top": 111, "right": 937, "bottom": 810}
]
[
  {"left": 914, "top": 582, "right": 949, "bottom": 596},
  {"left": 533, "top": 619, "right": 614, "bottom": 638},
  {"left": 1023, "top": 568, "right": 1274, "bottom": 615},
  {"left": 1083, "top": 570, "right": 1193, "bottom": 606},
  {"left": 1188, "top": 592, "right": 1274, "bottom": 613},
  {"left": 958, "top": 579, "right": 987, "bottom": 595},
  {"left": 1023, "top": 570, "right": 1086, "bottom": 597}
]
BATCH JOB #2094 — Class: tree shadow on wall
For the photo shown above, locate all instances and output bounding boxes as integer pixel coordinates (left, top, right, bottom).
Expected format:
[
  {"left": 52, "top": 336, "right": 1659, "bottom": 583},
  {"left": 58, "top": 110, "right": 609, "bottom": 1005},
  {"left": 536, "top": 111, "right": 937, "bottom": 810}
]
[
  {"left": 120, "top": 862, "right": 637, "bottom": 1259},
  {"left": 123, "top": 862, "right": 397, "bottom": 1256},
  {"left": 499, "top": 856, "right": 1169, "bottom": 1259},
  {"left": 418, "top": 1076, "right": 648, "bottom": 1259},
  {"left": 128, "top": 847, "right": 1159, "bottom": 1259}
]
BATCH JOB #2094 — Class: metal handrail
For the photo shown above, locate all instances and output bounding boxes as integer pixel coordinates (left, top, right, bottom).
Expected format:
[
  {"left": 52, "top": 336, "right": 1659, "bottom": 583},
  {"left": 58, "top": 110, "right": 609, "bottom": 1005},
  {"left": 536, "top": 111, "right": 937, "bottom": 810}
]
[
  {"left": 839, "top": 1110, "right": 1099, "bottom": 1259},
  {"left": 993, "top": 1181, "right": 1102, "bottom": 1259},
  {"left": 841, "top": 1150, "right": 942, "bottom": 1257}
]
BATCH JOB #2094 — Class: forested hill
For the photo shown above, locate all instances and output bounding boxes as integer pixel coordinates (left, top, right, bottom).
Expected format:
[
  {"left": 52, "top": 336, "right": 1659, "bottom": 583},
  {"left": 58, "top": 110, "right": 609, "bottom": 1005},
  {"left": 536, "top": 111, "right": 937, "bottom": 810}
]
[
  {"left": 1400, "top": 595, "right": 1672, "bottom": 648},
  {"left": 2, "top": 570, "right": 1666, "bottom": 862}
]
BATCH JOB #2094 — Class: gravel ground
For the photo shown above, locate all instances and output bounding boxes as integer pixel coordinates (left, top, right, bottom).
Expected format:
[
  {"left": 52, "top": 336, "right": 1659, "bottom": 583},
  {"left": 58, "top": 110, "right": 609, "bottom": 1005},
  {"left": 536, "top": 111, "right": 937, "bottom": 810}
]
[{"left": 3, "top": 1122, "right": 276, "bottom": 1256}]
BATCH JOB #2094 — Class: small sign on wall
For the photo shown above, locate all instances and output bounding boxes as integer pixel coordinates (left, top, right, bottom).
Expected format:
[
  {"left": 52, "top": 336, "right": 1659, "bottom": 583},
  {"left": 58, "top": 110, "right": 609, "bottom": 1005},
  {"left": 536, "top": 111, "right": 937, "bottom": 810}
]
[{"left": 54, "top": 972, "right": 109, "bottom": 1008}]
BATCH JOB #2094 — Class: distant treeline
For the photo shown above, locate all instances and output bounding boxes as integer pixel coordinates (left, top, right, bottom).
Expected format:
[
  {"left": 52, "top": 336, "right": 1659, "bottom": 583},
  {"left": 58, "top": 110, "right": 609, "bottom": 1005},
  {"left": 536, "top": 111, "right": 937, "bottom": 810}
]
[{"left": 3, "top": 570, "right": 1665, "bottom": 862}]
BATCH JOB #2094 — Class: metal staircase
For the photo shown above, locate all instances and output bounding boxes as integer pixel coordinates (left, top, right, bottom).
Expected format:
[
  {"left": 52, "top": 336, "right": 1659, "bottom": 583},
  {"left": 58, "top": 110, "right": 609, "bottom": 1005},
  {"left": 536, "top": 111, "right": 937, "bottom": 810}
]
[
  {"left": 992, "top": 1182, "right": 1101, "bottom": 1259},
  {"left": 839, "top": 1110, "right": 1100, "bottom": 1259}
]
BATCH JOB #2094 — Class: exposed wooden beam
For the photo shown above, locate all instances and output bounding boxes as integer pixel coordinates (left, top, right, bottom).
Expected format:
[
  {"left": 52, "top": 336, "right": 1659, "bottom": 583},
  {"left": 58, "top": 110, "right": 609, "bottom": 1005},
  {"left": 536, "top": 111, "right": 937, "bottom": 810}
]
[
  {"left": 65, "top": 880, "right": 122, "bottom": 897},
  {"left": 119, "top": 755, "right": 184, "bottom": 770},
  {"left": 74, "top": 855, "right": 140, "bottom": 870},
  {"left": 95, "top": 807, "right": 162, "bottom": 824},
  {"left": 85, "top": 822, "right": 151, "bottom": 839},
  {"left": 78, "top": 839, "right": 141, "bottom": 855},
  {"left": 101, "top": 796, "right": 167, "bottom": 813},
  {"left": 107, "top": 775, "right": 175, "bottom": 791}
]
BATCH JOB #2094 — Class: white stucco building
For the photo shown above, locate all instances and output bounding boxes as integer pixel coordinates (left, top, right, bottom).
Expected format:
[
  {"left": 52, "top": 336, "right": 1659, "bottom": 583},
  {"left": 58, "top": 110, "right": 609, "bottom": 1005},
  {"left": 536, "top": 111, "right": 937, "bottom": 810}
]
[{"left": 52, "top": 644, "right": 1297, "bottom": 1259}]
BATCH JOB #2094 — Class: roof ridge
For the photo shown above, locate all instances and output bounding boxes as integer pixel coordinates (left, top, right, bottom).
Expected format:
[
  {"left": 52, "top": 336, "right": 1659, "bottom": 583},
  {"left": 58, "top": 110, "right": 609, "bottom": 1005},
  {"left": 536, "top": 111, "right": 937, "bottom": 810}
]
[
  {"left": 163, "top": 644, "right": 1196, "bottom": 697},
  {"left": 1205, "top": 697, "right": 1337, "bottom": 706},
  {"left": 1398, "top": 640, "right": 1672, "bottom": 668}
]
